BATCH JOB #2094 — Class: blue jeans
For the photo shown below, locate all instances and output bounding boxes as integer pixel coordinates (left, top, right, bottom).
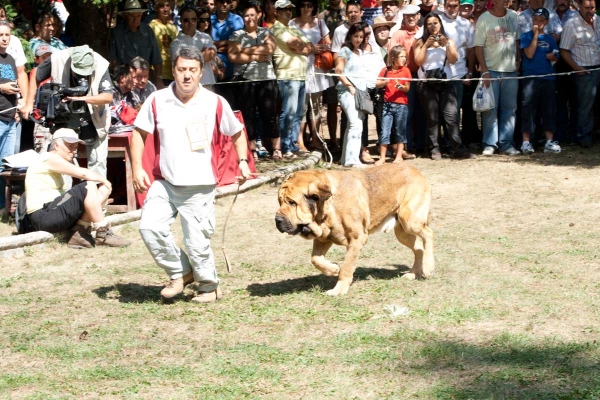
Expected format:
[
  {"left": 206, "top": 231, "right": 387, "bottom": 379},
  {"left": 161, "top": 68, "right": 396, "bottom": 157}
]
[
  {"left": 521, "top": 78, "right": 556, "bottom": 135},
  {"left": 572, "top": 68, "right": 600, "bottom": 146},
  {"left": 0, "top": 119, "right": 17, "bottom": 209},
  {"left": 278, "top": 80, "right": 306, "bottom": 153},
  {"left": 481, "top": 70, "right": 518, "bottom": 151},
  {"left": 380, "top": 102, "right": 408, "bottom": 145}
]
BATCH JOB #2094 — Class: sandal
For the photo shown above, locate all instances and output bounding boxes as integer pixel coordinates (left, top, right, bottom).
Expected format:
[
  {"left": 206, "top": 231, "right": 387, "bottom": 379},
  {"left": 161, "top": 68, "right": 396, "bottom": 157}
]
[{"left": 272, "top": 149, "right": 283, "bottom": 161}]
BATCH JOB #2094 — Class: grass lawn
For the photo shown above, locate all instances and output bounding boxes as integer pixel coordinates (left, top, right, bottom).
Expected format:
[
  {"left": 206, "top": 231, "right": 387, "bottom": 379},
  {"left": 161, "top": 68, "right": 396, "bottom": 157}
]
[{"left": 1, "top": 147, "right": 600, "bottom": 399}]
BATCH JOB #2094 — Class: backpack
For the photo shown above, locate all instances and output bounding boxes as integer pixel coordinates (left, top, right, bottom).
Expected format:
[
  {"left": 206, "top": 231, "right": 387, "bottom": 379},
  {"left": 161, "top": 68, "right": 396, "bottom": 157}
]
[{"left": 15, "top": 192, "right": 33, "bottom": 234}]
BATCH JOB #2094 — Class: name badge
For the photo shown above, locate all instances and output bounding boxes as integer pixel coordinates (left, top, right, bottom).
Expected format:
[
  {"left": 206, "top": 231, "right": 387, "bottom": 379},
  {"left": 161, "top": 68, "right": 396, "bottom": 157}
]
[{"left": 186, "top": 118, "right": 209, "bottom": 151}]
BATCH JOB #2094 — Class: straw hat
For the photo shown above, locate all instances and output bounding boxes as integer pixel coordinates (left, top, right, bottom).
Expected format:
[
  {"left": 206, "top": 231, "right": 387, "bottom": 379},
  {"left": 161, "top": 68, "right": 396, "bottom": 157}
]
[{"left": 372, "top": 16, "right": 396, "bottom": 30}]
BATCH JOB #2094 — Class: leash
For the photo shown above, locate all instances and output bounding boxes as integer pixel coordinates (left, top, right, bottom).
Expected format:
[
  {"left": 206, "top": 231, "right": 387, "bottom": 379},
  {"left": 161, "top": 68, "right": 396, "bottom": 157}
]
[{"left": 221, "top": 183, "right": 240, "bottom": 273}]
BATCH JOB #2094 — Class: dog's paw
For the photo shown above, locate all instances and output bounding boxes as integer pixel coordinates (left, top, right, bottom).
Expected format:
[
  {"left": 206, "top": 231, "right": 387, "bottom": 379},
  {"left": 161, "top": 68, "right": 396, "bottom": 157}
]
[
  {"left": 402, "top": 273, "right": 417, "bottom": 280},
  {"left": 325, "top": 282, "right": 350, "bottom": 296}
]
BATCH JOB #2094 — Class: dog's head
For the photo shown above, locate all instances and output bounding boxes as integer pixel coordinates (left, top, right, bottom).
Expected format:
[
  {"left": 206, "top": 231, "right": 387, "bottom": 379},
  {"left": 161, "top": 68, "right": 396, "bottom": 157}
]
[{"left": 275, "top": 171, "right": 332, "bottom": 239}]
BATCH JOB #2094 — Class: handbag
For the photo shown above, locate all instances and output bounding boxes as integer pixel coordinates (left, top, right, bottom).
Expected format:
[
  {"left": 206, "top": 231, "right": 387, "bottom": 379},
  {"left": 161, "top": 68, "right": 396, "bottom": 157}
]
[
  {"left": 314, "top": 19, "right": 334, "bottom": 71},
  {"left": 352, "top": 85, "right": 374, "bottom": 114},
  {"left": 421, "top": 57, "right": 447, "bottom": 85}
]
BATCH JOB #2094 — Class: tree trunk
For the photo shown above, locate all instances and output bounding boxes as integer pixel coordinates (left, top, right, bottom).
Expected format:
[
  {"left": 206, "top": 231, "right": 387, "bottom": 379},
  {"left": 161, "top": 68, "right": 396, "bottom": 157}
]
[{"left": 64, "top": 0, "right": 113, "bottom": 59}]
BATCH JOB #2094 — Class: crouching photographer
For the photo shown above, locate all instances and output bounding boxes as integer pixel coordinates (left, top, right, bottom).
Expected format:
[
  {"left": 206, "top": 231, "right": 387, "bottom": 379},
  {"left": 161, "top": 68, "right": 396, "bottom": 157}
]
[{"left": 36, "top": 45, "right": 113, "bottom": 177}]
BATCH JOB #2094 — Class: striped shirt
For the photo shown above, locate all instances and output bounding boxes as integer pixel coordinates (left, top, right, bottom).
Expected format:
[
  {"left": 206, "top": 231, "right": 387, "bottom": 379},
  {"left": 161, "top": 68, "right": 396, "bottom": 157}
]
[{"left": 560, "top": 12, "right": 600, "bottom": 67}]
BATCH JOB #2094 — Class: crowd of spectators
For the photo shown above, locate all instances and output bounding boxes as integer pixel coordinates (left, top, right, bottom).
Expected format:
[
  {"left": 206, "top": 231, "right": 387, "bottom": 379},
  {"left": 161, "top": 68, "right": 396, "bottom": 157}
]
[{"left": 0, "top": 0, "right": 598, "bottom": 211}]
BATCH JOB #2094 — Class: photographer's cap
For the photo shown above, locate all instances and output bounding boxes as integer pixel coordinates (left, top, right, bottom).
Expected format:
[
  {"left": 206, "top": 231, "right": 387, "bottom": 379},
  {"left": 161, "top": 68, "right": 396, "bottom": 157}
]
[
  {"left": 53, "top": 128, "right": 85, "bottom": 144},
  {"left": 532, "top": 7, "right": 549, "bottom": 20},
  {"left": 35, "top": 44, "right": 53, "bottom": 57},
  {"left": 460, "top": 0, "right": 474, "bottom": 5},
  {"left": 70, "top": 45, "right": 97, "bottom": 76}
]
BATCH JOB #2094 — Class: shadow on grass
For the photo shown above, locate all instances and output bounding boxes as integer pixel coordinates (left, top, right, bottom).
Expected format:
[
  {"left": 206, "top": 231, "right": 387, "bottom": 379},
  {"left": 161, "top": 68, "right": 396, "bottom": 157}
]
[
  {"left": 507, "top": 145, "right": 600, "bottom": 169},
  {"left": 411, "top": 338, "right": 600, "bottom": 399},
  {"left": 246, "top": 264, "right": 411, "bottom": 297},
  {"left": 92, "top": 283, "right": 164, "bottom": 303}
]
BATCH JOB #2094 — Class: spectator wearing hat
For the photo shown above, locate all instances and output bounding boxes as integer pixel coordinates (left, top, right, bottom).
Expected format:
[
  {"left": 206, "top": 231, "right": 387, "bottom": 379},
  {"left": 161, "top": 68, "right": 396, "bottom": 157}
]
[
  {"left": 559, "top": 0, "right": 600, "bottom": 148},
  {"left": 518, "top": 0, "right": 562, "bottom": 41},
  {"left": 519, "top": 7, "right": 561, "bottom": 154},
  {"left": 372, "top": 16, "right": 395, "bottom": 60},
  {"left": 272, "top": 0, "right": 313, "bottom": 160},
  {"left": 23, "top": 128, "right": 131, "bottom": 248},
  {"left": 37, "top": 45, "right": 114, "bottom": 177},
  {"left": 389, "top": 4, "right": 423, "bottom": 154},
  {"left": 379, "top": 0, "right": 403, "bottom": 36},
  {"left": 29, "top": 10, "right": 67, "bottom": 63},
  {"left": 109, "top": 0, "right": 164, "bottom": 90},
  {"left": 459, "top": 0, "right": 476, "bottom": 27}
]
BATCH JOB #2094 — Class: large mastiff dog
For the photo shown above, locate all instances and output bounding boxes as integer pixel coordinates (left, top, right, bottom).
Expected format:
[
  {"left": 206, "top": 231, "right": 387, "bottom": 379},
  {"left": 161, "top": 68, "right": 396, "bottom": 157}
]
[{"left": 275, "top": 163, "right": 434, "bottom": 296}]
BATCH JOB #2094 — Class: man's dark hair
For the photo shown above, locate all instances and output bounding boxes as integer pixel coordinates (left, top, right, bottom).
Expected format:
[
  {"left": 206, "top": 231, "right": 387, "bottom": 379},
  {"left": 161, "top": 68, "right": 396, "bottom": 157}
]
[
  {"left": 33, "top": 10, "right": 53, "bottom": 30},
  {"left": 130, "top": 56, "right": 150, "bottom": 71},
  {"left": 112, "top": 63, "right": 132, "bottom": 85},
  {"left": 239, "top": 0, "right": 261, "bottom": 13},
  {"left": 346, "top": 0, "right": 362, "bottom": 10},
  {"left": 172, "top": 45, "right": 205, "bottom": 69},
  {"left": 343, "top": 22, "right": 367, "bottom": 51},
  {"left": 179, "top": 3, "right": 199, "bottom": 17}
]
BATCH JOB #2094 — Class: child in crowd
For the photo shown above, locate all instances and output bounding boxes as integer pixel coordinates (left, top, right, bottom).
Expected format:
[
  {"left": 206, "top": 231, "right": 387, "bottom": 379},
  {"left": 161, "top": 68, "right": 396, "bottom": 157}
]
[
  {"left": 374, "top": 45, "right": 414, "bottom": 165},
  {"left": 520, "top": 8, "right": 561, "bottom": 154}
]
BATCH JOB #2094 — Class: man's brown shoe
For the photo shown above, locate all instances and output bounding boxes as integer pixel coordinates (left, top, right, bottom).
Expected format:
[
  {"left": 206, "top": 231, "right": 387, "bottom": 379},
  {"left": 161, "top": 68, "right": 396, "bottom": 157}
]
[
  {"left": 160, "top": 272, "right": 194, "bottom": 299},
  {"left": 95, "top": 225, "right": 131, "bottom": 248},
  {"left": 191, "top": 287, "right": 223, "bottom": 304},
  {"left": 67, "top": 224, "right": 95, "bottom": 249}
]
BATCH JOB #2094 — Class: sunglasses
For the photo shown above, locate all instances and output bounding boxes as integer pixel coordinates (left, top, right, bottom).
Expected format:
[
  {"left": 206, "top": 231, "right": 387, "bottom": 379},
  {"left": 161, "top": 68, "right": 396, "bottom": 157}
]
[
  {"left": 277, "top": 7, "right": 294, "bottom": 11},
  {"left": 198, "top": 17, "right": 210, "bottom": 23},
  {"left": 219, "top": 0, "right": 232, "bottom": 4},
  {"left": 299, "top": 2, "right": 313, "bottom": 7},
  {"left": 182, "top": 17, "right": 198, "bottom": 22}
]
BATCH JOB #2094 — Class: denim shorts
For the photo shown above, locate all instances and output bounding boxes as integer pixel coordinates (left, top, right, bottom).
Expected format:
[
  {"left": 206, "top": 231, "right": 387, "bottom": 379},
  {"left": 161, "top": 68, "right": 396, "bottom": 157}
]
[{"left": 380, "top": 102, "right": 409, "bottom": 145}]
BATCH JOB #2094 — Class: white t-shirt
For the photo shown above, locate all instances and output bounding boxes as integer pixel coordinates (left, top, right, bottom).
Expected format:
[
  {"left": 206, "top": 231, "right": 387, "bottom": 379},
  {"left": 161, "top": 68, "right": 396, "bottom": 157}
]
[
  {"left": 7, "top": 35, "right": 26, "bottom": 68},
  {"left": 474, "top": 10, "right": 520, "bottom": 72},
  {"left": 441, "top": 14, "right": 475, "bottom": 78},
  {"left": 134, "top": 84, "right": 244, "bottom": 186}
]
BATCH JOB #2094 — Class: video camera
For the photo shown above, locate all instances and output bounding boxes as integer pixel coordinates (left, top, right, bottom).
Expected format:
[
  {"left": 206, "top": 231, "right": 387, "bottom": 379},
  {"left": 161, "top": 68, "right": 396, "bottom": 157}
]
[{"left": 32, "top": 78, "right": 89, "bottom": 127}]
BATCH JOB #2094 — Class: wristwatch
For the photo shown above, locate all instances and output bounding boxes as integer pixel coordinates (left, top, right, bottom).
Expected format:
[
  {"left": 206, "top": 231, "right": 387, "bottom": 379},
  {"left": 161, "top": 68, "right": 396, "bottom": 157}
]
[{"left": 239, "top": 158, "right": 248, "bottom": 164}]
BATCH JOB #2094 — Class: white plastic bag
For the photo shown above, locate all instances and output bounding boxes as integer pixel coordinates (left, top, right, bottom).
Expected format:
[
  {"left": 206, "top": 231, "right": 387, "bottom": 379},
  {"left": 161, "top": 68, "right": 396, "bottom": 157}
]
[{"left": 472, "top": 79, "right": 495, "bottom": 112}]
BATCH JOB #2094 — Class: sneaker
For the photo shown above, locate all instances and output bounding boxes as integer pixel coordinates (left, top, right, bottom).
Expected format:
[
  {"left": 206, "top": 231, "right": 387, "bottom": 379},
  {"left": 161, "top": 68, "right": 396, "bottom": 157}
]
[
  {"left": 544, "top": 141, "right": 562, "bottom": 153},
  {"left": 161, "top": 272, "right": 194, "bottom": 299},
  {"left": 67, "top": 224, "right": 95, "bottom": 249},
  {"left": 500, "top": 147, "right": 520, "bottom": 156},
  {"left": 521, "top": 141, "right": 535, "bottom": 155},
  {"left": 482, "top": 146, "right": 495, "bottom": 156},
  {"left": 95, "top": 225, "right": 131, "bottom": 248},
  {"left": 430, "top": 149, "right": 442, "bottom": 161},
  {"left": 191, "top": 287, "right": 223, "bottom": 303}
]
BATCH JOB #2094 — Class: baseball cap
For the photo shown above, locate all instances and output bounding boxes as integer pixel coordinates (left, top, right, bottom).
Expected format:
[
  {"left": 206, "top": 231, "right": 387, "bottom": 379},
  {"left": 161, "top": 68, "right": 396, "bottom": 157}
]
[
  {"left": 401, "top": 4, "right": 420, "bottom": 14},
  {"left": 532, "top": 7, "right": 549, "bottom": 19},
  {"left": 274, "top": 0, "right": 294, "bottom": 8},
  {"left": 53, "top": 128, "right": 85, "bottom": 144},
  {"left": 69, "top": 45, "right": 97, "bottom": 76},
  {"left": 460, "top": 0, "right": 474, "bottom": 5},
  {"left": 35, "top": 44, "right": 53, "bottom": 58}
]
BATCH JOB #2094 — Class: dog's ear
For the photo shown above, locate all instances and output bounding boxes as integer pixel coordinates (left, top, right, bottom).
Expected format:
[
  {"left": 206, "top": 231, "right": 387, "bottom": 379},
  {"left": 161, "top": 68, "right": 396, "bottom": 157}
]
[{"left": 307, "top": 178, "right": 332, "bottom": 221}]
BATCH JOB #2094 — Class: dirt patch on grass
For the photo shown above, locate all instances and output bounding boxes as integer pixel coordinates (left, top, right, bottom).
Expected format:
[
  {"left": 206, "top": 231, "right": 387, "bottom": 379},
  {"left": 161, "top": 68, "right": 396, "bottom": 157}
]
[{"left": 1, "top": 145, "right": 600, "bottom": 398}]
